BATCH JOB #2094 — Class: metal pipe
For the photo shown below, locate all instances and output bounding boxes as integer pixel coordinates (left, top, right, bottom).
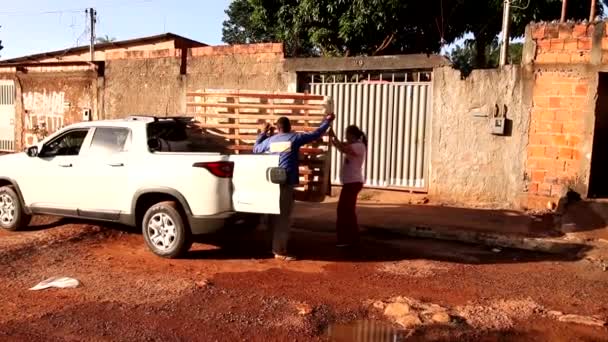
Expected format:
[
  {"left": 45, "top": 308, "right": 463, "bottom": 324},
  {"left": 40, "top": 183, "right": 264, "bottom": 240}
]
[
  {"left": 590, "top": 0, "right": 597, "bottom": 21},
  {"left": 499, "top": 0, "right": 511, "bottom": 67},
  {"left": 561, "top": 0, "right": 567, "bottom": 22}
]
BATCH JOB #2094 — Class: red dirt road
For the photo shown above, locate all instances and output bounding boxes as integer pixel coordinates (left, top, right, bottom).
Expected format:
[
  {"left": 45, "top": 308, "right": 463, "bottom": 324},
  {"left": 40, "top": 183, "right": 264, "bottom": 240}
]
[{"left": 0, "top": 216, "right": 607, "bottom": 341}]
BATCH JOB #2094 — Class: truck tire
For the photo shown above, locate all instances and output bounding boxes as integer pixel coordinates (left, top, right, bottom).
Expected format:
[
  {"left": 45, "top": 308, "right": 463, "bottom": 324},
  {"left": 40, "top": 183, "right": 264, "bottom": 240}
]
[
  {"left": 142, "top": 201, "right": 192, "bottom": 258},
  {"left": 0, "top": 185, "right": 31, "bottom": 231}
]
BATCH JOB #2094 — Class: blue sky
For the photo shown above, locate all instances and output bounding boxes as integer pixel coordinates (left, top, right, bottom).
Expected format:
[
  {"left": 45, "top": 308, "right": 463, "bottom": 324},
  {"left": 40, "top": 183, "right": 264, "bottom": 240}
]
[{"left": 0, "top": 0, "right": 231, "bottom": 59}]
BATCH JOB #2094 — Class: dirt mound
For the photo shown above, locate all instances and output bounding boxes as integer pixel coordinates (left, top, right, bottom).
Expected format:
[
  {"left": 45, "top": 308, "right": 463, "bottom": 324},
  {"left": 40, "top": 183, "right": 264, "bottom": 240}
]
[
  {"left": 379, "top": 260, "right": 449, "bottom": 277},
  {"left": 455, "top": 304, "right": 514, "bottom": 330}
]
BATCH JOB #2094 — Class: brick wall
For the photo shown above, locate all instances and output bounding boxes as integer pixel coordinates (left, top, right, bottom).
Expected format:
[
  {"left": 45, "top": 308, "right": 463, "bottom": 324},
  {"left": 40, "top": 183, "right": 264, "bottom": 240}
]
[
  {"left": 525, "top": 22, "right": 601, "bottom": 209},
  {"left": 103, "top": 43, "right": 284, "bottom": 61},
  {"left": 531, "top": 23, "right": 594, "bottom": 64}
]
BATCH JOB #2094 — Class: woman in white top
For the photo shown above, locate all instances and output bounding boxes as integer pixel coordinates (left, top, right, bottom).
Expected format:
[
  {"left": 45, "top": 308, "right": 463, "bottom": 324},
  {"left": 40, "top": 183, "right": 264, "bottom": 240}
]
[{"left": 328, "top": 125, "right": 367, "bottom": 248}]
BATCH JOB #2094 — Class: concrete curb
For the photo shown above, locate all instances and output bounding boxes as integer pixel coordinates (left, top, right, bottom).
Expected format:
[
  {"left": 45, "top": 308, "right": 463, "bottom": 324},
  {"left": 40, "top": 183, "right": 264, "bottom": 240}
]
[
  {"left": 368, "top": 225, "right": 585, "bottom": 255},
  {"left": 294, "top": 219, "right": 589, "bottom": 255}
]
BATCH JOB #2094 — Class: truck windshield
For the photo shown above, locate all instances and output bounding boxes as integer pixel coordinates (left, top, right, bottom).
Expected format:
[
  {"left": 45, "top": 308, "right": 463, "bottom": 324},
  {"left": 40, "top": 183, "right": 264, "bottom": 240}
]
[{"left": 146, "top": 120, "right": 230, "bottom": 153}]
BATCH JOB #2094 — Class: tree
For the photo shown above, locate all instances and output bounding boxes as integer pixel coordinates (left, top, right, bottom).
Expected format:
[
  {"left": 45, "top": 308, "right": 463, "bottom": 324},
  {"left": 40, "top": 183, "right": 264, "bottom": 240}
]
[
  {"left": 222, "top": 0, "right": 460, "bottom": 57},
  {"left": 222, "top": 0, "right": 314, "bottom": 56},
  {"left": 96, "top": 35, "right": 117, "bottom": 44},
  {"left": 222, "top": 0, "right": 606, "bottom": 61},
  {"left": 448, "top": 0, "right": 605, "bottom": 68},
  {"left": 222, "top": 0, "right": 268, "bottom": 44}
]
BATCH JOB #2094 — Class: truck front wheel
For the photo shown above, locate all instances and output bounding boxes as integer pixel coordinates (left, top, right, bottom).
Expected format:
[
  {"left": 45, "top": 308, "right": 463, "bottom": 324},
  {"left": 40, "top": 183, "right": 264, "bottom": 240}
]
[
  {"left": 142, "top": 201, "right": 192, "bottom": 258},
  {"left": 0, "top": 186, "right": 31, "bottom": 232}
]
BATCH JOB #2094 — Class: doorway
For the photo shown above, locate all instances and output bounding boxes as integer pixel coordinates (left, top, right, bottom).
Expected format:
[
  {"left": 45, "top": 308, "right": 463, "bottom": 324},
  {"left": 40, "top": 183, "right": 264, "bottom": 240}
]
[{"left": 588, "top": 73, "right": 608, "bottom": 198}]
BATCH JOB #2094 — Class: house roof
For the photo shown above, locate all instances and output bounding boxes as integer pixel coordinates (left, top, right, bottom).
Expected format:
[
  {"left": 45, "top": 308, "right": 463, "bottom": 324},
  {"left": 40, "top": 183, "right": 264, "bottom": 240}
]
[{"left": 1, "top": 33, "right": 207, "bottom": 63}]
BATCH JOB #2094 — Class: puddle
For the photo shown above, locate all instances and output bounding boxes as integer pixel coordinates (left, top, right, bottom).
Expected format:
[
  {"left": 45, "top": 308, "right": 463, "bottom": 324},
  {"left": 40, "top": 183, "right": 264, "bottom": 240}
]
[{"left": 326, "top": 320, "right": 407, "bottom": 342}]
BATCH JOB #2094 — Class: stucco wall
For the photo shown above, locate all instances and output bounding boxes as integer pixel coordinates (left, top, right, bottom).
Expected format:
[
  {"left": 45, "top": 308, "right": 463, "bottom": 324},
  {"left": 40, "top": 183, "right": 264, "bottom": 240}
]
[
  {"left": 9, "top": 71, "right": 97, "bottom": 149},
  {"left": 0, "top": 64, "right": 99, "bottom": 150},
  {"left": 429, "top": 66, "right": 533, "bottom": 208},
  {"left": 103, "top": 44, "right": 289, "bottom": 118},
  {"left": 187, "top": 44, "right": 289, "bottom": 92},
  {"left": 103, "top": 57, "right": 186, "bottom": 118}
]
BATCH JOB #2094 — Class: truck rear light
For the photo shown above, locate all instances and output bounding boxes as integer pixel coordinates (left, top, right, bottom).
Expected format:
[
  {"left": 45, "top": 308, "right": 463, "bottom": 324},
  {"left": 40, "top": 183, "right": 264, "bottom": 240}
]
[{"left": 193, "top": 161, "right": 234, "bottom": 178}]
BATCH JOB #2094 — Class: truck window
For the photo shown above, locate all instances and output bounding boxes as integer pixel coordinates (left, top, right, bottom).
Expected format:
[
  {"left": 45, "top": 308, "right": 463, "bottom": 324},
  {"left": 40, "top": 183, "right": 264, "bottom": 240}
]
[
  {"left": 89, "top": 127, "right": 130, "bottom": 155},
  {"left": 146, "top": 121, "right": 230, "bottom": 153},
  {"left": 40, "top": 129, "right": 90, "bottom": 158}
]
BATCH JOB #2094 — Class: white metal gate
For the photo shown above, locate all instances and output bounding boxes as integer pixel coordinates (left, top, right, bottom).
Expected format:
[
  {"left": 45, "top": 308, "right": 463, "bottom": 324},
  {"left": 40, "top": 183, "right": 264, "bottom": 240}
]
[
  {"left": 0, "top": 80, "right": 16, "bottom": 152},
  {"left": 309, "top": 74, "right": 431, "bottom": 191}
]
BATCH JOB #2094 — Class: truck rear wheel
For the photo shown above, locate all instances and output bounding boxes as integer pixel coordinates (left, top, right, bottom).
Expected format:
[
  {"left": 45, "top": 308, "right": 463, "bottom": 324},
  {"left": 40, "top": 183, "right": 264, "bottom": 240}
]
[
  {"left": 142, "top": 201, "right": 192, "bottom": 258},
  {"left": 0, "top": 186, "right": 31, "bottom": 232}
]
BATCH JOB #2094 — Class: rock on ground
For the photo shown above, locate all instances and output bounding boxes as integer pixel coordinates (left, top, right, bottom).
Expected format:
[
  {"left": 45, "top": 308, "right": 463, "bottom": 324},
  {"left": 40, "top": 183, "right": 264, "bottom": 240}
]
[
  {"left": 384, "top": 302, "right": 410, "bottom": 318},
  {"left": 395, "top": 314, "right": 422, "bottom": 329}
]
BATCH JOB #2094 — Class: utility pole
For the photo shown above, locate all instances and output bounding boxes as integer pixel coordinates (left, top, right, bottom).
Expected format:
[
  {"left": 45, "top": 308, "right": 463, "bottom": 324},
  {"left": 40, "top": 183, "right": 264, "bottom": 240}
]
[
  {"left": 590, "top": 0, "right": 597, "bottom": 22},
  {"left": 499, "top": 0, "right": 511, "bottom": 67},
  {"left": 561, "top": 0, "right": 568, "bottom": 22},
  {"left": 86, "top": 8, "right": 97, "bottom": 61}
]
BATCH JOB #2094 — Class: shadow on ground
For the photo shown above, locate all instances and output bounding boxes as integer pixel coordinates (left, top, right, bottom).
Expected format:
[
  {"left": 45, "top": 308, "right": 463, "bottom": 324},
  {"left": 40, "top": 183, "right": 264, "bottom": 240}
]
[
  {"left": 186, "top": 226, "right": 591, "bottom": 266},
  {"left": 296, "top": 201, "right": 563, "bottom": 238},
  {"left": 15, "top": 213, "right": 592, "bottom": 266},
  {"left": 560, "top": 200, "right": 608, "bottom": 240}
]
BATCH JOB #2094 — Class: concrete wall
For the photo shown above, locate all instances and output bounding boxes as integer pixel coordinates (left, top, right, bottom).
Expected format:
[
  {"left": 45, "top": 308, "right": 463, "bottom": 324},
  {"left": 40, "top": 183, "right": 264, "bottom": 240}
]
[
  {"left": 0, "top": 64, "right": 98, "bottom": 150},
  {"left": 103, "top": 43, "right": 289, "bottom": 118},
  {"left": 429, "top": 66, "right": 533, "bottom": 208},
  {"left": 18, "top": 71, "right": 98, "bottom": 147},
  {"left": 103, "top": 57, "right": 185, "bottom": 118},
  {"left": 188, "top": 44, "right": 289, "bottom": 92}
]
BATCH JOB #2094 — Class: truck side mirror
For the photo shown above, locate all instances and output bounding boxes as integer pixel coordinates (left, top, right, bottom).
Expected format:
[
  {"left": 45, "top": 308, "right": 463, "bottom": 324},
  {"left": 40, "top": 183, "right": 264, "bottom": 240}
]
[{"left": 26, "top": 146, "right": 39, "bottom": 157}]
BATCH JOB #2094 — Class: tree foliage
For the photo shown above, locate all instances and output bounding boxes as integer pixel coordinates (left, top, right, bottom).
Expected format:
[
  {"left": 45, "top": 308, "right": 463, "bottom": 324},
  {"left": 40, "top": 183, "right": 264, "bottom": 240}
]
[
  {"left": 96, "top": 35, "right": 117, "bottom": 44},
  {"left": 450, "top": 41, "right": 523, "bottom": 78},
  {"left": 448, "top": 0, "right": 605, "bottom": 68},
  {"left": 222, "top": 0, "right": 606, "bottom": 64},
  {"left": 223, "top": 0, "right": 460, "bottom": 57}
]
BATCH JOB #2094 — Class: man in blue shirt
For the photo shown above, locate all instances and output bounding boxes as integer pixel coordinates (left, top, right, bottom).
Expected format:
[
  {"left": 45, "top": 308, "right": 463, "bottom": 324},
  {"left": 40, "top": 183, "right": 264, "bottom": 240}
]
[{"left": 254, "top": 113, "right": 335, "bottom": 261}]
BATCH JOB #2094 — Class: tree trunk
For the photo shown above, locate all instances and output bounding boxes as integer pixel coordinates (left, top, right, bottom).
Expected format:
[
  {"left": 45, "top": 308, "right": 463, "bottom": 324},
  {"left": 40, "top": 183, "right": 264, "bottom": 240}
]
[{"left": 475, "top": 35, "right": 488, "bottom": 68}]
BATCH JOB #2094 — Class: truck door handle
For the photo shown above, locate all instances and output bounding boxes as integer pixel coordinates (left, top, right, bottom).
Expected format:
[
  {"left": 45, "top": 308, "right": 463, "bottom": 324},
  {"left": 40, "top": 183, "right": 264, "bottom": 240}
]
[
  {"left": 59, "top": 163, "right": 72, "bottom": 167},
  {"left": 108, "top": 162, "right": 124, "bottom": 167}
]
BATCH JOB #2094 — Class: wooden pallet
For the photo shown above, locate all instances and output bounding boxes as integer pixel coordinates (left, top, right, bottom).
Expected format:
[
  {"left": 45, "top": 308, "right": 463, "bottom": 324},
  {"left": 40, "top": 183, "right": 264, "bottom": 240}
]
[{"left": 186, "top": 89, "right": 332, "bottom": 202}]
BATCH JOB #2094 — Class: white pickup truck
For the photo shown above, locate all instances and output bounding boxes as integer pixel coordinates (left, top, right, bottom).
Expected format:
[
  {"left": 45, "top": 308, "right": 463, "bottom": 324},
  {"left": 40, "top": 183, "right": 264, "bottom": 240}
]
[{"left": 0, "top": 116, "right": 286, "bottom": 258}]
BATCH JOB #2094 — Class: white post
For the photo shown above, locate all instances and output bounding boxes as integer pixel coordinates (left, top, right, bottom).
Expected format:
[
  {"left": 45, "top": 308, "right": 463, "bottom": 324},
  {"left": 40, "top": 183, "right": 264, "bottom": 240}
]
[{"left": 499, "top": 0, "right": 511, "bottom": 67}]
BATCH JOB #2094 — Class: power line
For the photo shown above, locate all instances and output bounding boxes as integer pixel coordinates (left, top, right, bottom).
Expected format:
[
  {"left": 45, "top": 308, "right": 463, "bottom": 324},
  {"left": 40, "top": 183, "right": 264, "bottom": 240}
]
[
  {"left": 0, "top": 8, "right": 84, "bottom": 17},
  {"left": 0, "top": 1, "right": 152, "bottom": 17}
]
